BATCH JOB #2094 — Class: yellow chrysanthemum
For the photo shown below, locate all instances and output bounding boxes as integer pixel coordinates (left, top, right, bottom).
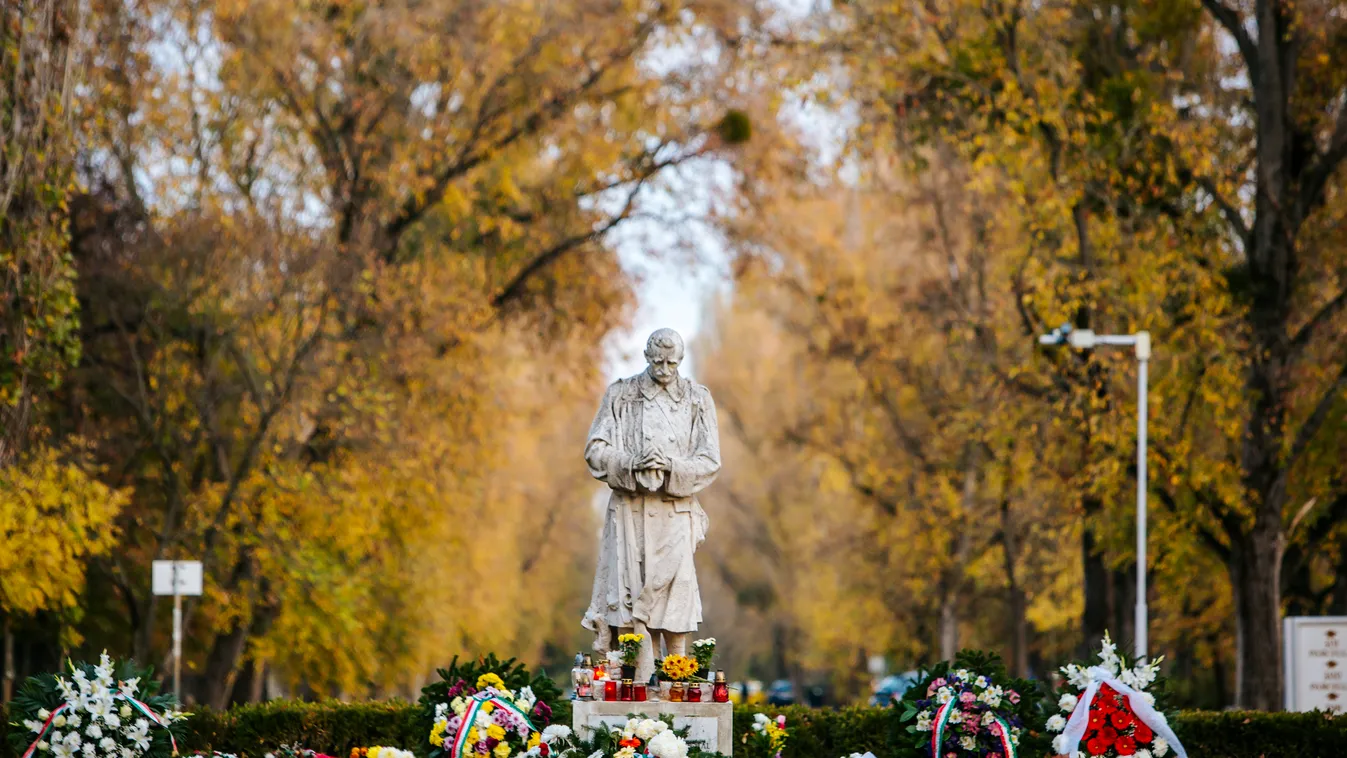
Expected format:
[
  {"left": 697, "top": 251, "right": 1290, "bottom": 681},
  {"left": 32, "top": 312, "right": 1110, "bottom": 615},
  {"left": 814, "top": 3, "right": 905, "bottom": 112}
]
[
  {"left": 430, "top": 719, "right": 447, "bottom": 747},
  {"left": 661, "top": 654, "right": 699, "bottom": 681},
  {"left": 464, "top": 727, "right": 478, "bottom": 746},
  {"left": 368, "top": 748, "right": 381, "bottom": 758},
  {"left": 487, "top": 724, "right": 506, "bottom": 741},
  {"left": 477, "top": 673, "right": 506, "bottom": 691},
  {"left": 527, "top": 733, "right": 541, "bottom": 750},
  {"left": 618, "top": 633, "right": 644, "bottom": 644},
  {"left": 492, "top": 743, "right": 511, "bottom": 758},
  {"left": 482, "top": 702, "right": 495, "bottom": 714}
]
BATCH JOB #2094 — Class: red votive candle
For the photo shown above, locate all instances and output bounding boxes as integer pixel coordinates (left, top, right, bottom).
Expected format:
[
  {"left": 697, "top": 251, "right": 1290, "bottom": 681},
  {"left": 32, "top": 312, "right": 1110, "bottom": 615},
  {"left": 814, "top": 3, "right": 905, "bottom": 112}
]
[
  {"left": 634, "top": 682, "right": 648, "bottom": 702},
  {"left": 604, "top": 680, "right": 618, "bottom": 702}
]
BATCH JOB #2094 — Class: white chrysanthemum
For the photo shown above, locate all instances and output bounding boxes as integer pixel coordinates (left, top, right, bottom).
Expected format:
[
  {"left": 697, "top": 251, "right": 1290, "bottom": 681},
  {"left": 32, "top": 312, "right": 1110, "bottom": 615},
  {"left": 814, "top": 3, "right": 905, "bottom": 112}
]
[
  {"left": 451, "top": 697, "right": 467, "bottom": 717},
  {"left": 637, "top": 720, "right": 663, "bottom": 741},
  {"left": 1152, "top": 737, "right": 1169, "bottom": 756},
  {"left": 1052, "top": 734, "right": 1069, "bottom": 755},
  {"left": 1135, "top": 750, "right": 1153, "bottom": 758},
  {"left": 62, "top": 731, "right": 82, "bottom": 750},
  {"left": 980, "top": 712, "right": 995, "bottom": 726},
  {"left": 1059, "top": 693, "right": 1079, "bottom": 712},
  {"left": 66, "top": 715, "right": 82, "bottom": 730},
  {"left": 1142, "top": 692, "right": 1156, "bottom": 706},
  {"left": 959, "top": 735, "right": 977, "bottom": 751},
  {"left": 948, "top": 709, "right": 963, "bottom": 724},
  {"left": 100, "top": 737, "right": 120, "bottom": 753},
  {"left": 541, "top": 725, "right": 572, "bottom": 743},
  {"left": 936, "top": 686, "right": 953, "bottom": 704},
  {"left": 915, "top": 712, "right": 933, "bottom": 732},
  {"left": 646, "top": 730, "right": 687, "bottom": 758},
  {"left": 86, "top": 724, "right": 102, "bottom": 740},
  {"left": 1046, "top": 714, "right": 1067, "bottom": 731},
  {"left": 104, "top": 712, "right": 121, "bottom": 730}
]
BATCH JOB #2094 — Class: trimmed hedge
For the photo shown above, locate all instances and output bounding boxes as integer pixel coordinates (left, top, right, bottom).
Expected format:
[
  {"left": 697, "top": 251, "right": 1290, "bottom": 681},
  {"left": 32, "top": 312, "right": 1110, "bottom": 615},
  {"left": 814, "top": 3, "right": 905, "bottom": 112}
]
[{"left": 6, "top": 701, "right": 1347, "bottom": 757}]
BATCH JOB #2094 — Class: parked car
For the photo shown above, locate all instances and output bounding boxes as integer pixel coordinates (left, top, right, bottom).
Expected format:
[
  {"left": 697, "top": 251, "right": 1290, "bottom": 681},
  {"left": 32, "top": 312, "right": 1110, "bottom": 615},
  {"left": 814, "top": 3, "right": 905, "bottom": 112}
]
[
  {"left": 869, "top": 671, "right": 920, "bottom": 706},
  {"left": 766, "top": 678, "right": 795, "bottom": 706}
]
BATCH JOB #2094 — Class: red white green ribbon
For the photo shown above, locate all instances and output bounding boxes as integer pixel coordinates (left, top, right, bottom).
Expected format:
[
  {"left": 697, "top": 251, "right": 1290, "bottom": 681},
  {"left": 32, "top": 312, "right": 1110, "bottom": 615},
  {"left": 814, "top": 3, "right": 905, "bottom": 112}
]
[
  {"left": 929, "top": 699, "right": 1016, "bottom": 758},
  {"left": 990, "top": 714, "right": 1016, "bottom": 758},
  {"left": 20, "top": 704, "right": 71, "bottom": 758},
  {"left": 21, "top": 694, "right": 178, "bottom": 758},
  {"left": 448, "top": 692, "right": 537, "bottom": 758},
  {"left": 930, "top": 700, "right": 955, "bottom": 757}
]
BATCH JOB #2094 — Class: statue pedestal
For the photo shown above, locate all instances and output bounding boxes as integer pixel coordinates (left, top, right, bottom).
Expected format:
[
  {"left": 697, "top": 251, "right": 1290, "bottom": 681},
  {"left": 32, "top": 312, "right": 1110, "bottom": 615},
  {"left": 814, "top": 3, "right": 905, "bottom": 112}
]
[{"left": 572, "top": 700, "right": 733, "bottom": 755}]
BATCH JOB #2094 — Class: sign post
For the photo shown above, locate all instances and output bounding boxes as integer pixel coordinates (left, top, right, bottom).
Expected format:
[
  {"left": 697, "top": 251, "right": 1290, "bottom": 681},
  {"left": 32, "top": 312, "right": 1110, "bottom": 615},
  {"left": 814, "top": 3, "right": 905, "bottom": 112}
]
[
  {"left": 152, "top": 560, "right": 203, "bottom": 696},
  {"left": 1284, "top": 616, "right": 1347, "bottom": 713}
]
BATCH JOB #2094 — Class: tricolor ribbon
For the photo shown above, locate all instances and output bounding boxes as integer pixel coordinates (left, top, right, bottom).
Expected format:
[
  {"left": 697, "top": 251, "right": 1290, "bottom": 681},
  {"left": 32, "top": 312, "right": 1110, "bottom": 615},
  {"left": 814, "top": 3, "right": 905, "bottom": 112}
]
[
  {"left": 448, "top": 692, "right": 537, "bottom": 758},
  {"left": 21, "top": 693, "right": 179, "bottom": 758},
  {"left": 1057, "top": 666, "right": 1187, "bottom": 758},
  {"left": 20, "top": 704, "right": 71, "bottom": 758},
  {"left": 930, "top": 698, "right": 1017, "bottom": 758}
]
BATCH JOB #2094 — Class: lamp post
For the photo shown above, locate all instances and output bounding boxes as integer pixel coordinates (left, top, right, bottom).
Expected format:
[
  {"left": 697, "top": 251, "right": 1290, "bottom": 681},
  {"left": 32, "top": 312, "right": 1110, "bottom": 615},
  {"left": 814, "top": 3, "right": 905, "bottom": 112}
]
[{"left": 1039, "top": 324, "right": 1152, "bottom": 661}]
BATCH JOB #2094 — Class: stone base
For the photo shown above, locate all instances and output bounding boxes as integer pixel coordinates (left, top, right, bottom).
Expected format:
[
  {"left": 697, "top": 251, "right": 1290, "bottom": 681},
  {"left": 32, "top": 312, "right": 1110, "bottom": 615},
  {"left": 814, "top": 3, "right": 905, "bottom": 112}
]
[{"left": 572, "top": 700, "right": 733, "bottom": 755}]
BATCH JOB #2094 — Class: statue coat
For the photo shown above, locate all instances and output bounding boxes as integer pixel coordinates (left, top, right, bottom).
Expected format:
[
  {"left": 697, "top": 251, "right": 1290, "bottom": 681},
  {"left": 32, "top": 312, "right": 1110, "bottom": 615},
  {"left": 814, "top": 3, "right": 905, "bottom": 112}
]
[{"left": 582, "top": 371, "right": 720, "bottom": 637}]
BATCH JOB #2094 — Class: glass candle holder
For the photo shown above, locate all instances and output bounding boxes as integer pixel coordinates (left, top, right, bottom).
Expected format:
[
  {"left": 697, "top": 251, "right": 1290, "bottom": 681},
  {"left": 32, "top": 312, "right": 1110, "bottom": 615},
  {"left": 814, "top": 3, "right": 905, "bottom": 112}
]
[
  {"left": 603, "top": 680, "right": 618, "bottom": 702},
  {"left": 634, "top": 682, "right": 648, "bottom": 702},
  {"left": 620, "top": 679, "right": 634, "bottom": 702},
  {"left": 688, "top": 683, "right": 702, "bottom": 702},
  {"left": 712, "top": 671, "right": 729, "bottom": 703}
]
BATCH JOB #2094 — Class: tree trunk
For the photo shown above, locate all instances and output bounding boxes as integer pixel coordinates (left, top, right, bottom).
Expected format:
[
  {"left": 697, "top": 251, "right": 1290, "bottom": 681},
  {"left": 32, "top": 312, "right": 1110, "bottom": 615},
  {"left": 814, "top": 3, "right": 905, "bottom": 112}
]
[
  {"left": 3, "top": 614, "right": 13, "bottom": 702},
  {"left": 1081, "top": 497, "right": 1110, "bottom": 656},
  {"left": 1229, "top": 522, "right": 1284, "bottom": 710},
  {"left": 1000, "top": 494, "right": 1029, "bottom": 677}
]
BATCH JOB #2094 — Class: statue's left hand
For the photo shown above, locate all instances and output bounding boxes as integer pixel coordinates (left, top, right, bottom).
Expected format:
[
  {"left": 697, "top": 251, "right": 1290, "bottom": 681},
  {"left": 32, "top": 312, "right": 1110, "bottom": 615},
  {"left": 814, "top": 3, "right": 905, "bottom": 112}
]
[{"left": 636, "top": 449, "right": 671, "bottom": 472}]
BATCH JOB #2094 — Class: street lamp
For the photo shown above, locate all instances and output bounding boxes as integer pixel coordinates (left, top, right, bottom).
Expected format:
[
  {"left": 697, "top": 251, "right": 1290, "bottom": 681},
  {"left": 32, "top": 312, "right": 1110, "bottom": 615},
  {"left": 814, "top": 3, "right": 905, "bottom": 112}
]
[{"left": 1039, "top": 323, "right": 1152, "bottom": 661}]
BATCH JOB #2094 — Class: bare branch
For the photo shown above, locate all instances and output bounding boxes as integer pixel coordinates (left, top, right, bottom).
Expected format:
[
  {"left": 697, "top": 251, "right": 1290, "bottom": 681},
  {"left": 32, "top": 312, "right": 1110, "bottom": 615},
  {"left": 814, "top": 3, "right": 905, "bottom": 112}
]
[
  {"left": 1198, "top": 0, "right": 1261, "bottom": 85},
  {"left": 1290, "top": 288, "right": 1347, "bottom": 358}
]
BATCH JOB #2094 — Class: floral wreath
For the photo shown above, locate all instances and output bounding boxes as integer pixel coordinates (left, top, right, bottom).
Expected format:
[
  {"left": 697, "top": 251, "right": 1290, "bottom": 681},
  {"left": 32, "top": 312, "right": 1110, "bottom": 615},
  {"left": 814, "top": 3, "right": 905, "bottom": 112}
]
[
  {"left": 7, "top": 654, "right": 185, "bottom": 758},
  {"left": 1047, "top": 633, "right": 1186, "bottom": 758}
]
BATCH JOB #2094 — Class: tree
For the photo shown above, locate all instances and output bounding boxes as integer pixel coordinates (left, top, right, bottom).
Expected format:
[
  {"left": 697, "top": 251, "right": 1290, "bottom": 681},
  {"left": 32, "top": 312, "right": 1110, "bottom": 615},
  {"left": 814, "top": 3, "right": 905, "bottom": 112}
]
[
  {"left": 40, "top": 0, "right": 736, "bottom": 706},
  {"left": 0, "top": 445, "right": 125, "bottom": 700},
  {"left": 804, "top": 0, "right": 1347, "bottom": 707}
]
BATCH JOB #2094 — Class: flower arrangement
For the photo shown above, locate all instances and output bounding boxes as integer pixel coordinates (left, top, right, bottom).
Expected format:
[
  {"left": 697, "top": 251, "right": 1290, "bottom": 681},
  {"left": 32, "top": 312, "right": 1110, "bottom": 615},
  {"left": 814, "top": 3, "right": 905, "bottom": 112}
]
[
  {"left": 262, "top": 745, "right": 329, "bottom": 758},
  {"left": 746, "top": 714, "right": 787, "bottom": 758},
  {"left": 689, "top": 639, "right": 716, "bottom": 675},
  {"left": 349, "top": 748, "right": 413, "bottom": 758},
  {"left": 660, "top": 655, "right": 699, "bottom": 682},
  {"left": 6, "top": 653, "right": 186, "bottom": 758},
  {"left": 417, "top": 655, "right": 561, "bottom": 758},
  {"left": 186, "top": 753, "right": 238, "bottom": 758},
  {"left": 1047, "top": 633, "right": 1186, "bottom": 758},
  {"left": 618, "top": 634, "right": 645, "bottom": 666},
  {"left": 428, "top": 673, "right": 547, "bottom": 758},
  {"left": 899, "top": 651, "right": 1043, "bottom": 758}
]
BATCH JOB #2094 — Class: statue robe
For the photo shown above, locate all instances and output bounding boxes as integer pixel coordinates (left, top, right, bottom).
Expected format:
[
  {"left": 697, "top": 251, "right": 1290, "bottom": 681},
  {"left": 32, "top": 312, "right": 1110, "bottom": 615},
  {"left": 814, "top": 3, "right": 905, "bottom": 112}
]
[{"left": 582, "top": 371, "right": 720, "bottom": 638}]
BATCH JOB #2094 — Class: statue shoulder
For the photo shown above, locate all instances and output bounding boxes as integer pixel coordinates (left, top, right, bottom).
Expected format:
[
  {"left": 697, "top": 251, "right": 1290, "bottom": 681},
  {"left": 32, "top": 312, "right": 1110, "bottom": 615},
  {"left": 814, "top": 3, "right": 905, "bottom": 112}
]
[
  {"left": 687, "top": 380, "right": 715, "bottom": 409},
  {"left": 606, "top": 374, "right": 643, "bottom": 401}
]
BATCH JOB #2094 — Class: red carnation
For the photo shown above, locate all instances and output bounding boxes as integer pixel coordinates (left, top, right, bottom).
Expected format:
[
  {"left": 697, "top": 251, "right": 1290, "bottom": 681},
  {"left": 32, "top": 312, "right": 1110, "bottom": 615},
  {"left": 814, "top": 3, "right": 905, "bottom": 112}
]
[
  {"left": 1097, "top": 726, "right": 1119, "bottom": 747},
  {"left": 1111, "top": 709, "right": 1134, "bottom": 729},
  {"left": 1115, "top": 735, "right": 1137, "bottom": 755},
  {"left": 1134, "top": 722, "right": 1154, "bottom": 743}
]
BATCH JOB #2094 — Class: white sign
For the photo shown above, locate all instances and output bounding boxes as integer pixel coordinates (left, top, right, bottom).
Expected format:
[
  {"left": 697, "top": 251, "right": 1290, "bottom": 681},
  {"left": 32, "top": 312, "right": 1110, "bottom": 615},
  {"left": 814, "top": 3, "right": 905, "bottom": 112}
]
[
  {"left": 1284, "top": 616, "right": 1347, "bottom": 713},
  {"left": 152, "top": 560, "right": 203, "bottom": 596}
]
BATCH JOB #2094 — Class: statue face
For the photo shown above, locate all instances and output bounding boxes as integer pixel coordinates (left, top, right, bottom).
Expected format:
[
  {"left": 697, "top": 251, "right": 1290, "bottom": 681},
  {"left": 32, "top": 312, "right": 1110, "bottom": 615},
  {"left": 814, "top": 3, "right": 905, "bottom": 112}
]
[{"left": 645, "top": 345, "right": 682, "bottom": 386}]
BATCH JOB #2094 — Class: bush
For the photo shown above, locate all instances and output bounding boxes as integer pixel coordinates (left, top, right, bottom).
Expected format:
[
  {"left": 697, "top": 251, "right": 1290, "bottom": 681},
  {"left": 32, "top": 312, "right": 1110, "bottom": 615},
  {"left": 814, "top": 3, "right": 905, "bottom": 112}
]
[{"left": 7, "top": 700, "right": 1347, "bottom": 758}]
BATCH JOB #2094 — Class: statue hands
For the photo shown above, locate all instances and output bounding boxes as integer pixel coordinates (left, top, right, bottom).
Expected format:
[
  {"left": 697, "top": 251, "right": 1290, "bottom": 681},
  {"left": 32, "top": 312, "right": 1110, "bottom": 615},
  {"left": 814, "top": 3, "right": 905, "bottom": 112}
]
[{"left": 636, "top": 448, "right": 671, "bottom": 473}]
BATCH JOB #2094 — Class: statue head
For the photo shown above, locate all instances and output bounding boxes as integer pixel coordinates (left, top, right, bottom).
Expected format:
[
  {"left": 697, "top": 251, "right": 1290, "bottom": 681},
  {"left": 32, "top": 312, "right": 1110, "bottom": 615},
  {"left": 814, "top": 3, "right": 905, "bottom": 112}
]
[{"left": 644, "top": 328, "right": 685, "bottom": 386}]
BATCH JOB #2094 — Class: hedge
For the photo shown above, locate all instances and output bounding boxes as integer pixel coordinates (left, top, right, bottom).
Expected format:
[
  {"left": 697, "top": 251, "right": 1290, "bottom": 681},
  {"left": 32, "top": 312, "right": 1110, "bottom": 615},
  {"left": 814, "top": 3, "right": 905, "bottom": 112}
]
[{"left": 6, "top": 701, "right": 1347, "bottom": 757}]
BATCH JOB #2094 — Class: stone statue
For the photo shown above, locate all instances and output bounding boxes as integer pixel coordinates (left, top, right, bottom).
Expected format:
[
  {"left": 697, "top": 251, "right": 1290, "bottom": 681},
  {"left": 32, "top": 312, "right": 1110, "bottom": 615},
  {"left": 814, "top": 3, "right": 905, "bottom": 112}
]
[{"left": 581, "top": 328, "right": 721, "bottom": 682}]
